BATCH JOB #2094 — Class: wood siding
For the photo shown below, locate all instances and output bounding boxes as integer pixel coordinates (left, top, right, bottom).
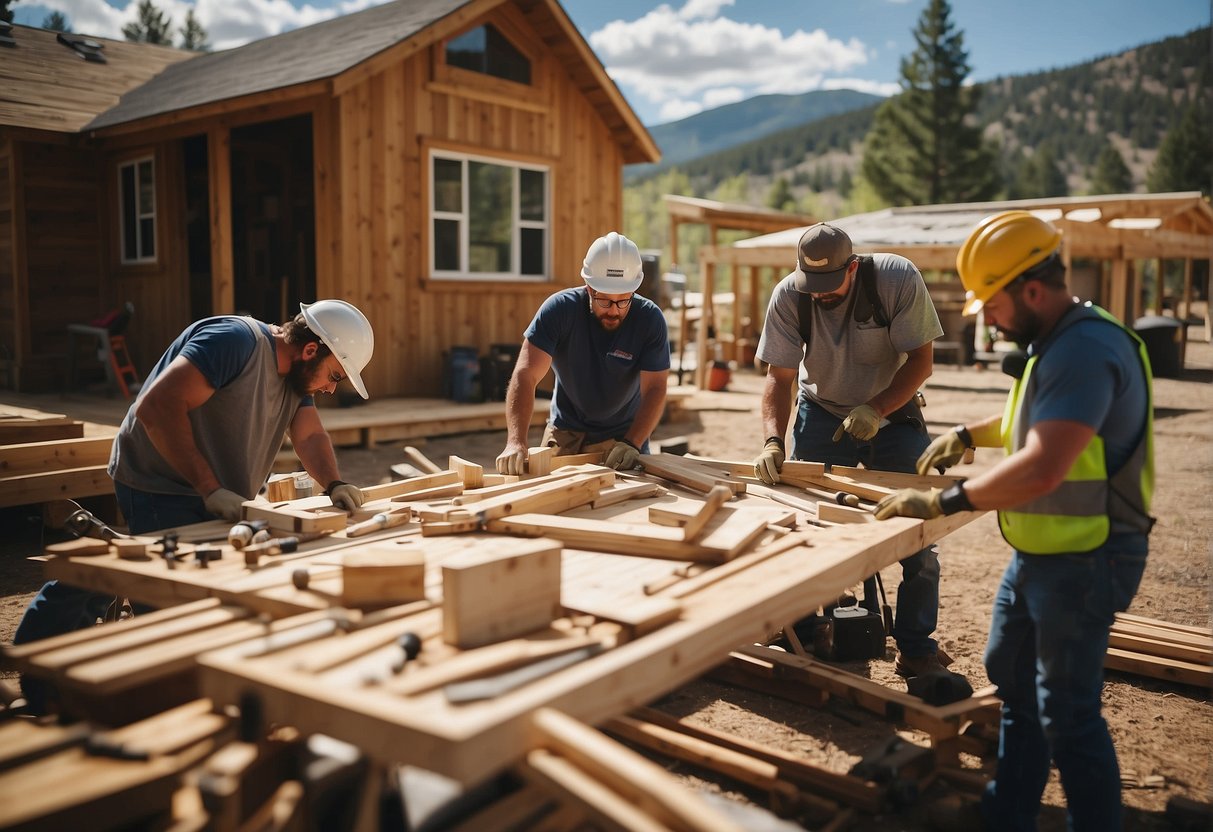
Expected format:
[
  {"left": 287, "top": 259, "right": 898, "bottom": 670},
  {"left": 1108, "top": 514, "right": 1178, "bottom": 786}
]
[{"left": 321, "top": 11, "right": 625, "bottom": 396}]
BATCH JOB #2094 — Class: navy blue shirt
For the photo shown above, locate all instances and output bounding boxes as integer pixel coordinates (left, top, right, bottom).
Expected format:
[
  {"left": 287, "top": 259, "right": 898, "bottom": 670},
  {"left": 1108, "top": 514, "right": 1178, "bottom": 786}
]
[{"left": 525, "top": 287, "right": 669, "bottom": 441}]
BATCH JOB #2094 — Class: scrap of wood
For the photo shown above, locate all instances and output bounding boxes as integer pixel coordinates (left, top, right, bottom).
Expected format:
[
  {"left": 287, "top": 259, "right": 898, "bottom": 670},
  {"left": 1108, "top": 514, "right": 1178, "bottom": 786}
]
[
  {"left": 681, "top": 485, "right": 733, "bottom": 541},
  {"left": 442, "top": 539, "right": 564, "bottom": 649},
  {"left": 486, "top": 514, "right": 728, "bottom": 563},
  {"left": 446, "top": 472, "right": 612, "bottom": 524},
  {"left": 480, "top": 474, "right": 517, "bottom": 487},
  {"left": 448, "top": 456, "right": 484, "bottom": 489},
  {"left": 264, "top": 473, "right": 298, "bottom": 502},
  {"left": 526, "top": 446, "right": 555, "bottom": 477},
  {"left": 44, "top": 538, "right": 111, "bottom": 557},
  {"left": 551, "top": 451, "right": 606, "bottom": 467},
  {"left": 530, "top": 707, "right": 745, "bottom": 832},
  {"left": 362, "top": 471, "right": 461, "bottom": 502},
  {"left": 342, "top": 547, "right": 426, "bottom": 607},
  {"left": 453, "top": 465, "right": 607, "bottom": 505},
  {"left": 111, "top": 539, "right": 148, "bottom": 560},
  {"left": 402, "top": 446, "right": 443, "bottom": 474},
  {"left": 816, "top": 502, "right": 875, "bottom": 525},
  {"left": 784, "top": 471, "right": 895, "bottom": 503},
  {"left": 640, "top": 453, "right": 745, "bottom": 495},
  {"left": 240, "top": 502, "right": 349, "bottom": 534},
  {"left": 388, "top": 483, "right": 465, "bottom": 503},
  {"left": 420, "top": 516, "right": 481, "bottom": 537},
  {"left": 593, "top": 480, "right": 664, "bottom": 508}
]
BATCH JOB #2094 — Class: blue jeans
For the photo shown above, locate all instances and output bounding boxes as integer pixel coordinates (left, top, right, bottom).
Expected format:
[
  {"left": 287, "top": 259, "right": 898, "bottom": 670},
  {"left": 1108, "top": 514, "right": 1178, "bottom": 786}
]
[
  {"left": 792, "top": 397, "right": 940, "bottom": 656},
  {"left": 14, "top": 483, "right": 213, "bottom": 712},
  {"left": 980, "top": 537, "right": 1148, "bottom": 832}
]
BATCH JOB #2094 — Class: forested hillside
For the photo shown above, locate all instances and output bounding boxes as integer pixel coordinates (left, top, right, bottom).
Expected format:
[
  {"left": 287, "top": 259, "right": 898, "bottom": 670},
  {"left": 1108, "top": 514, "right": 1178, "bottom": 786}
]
[{"left": 624, "top": 24, "right": 1211, "bottom": 248}]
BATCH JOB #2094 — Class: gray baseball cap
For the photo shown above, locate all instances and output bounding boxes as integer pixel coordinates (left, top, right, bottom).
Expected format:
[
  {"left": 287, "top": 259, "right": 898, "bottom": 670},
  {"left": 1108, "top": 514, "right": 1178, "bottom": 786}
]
[{"left": 792, "top": 223, "right": 856, "bottom": 293}]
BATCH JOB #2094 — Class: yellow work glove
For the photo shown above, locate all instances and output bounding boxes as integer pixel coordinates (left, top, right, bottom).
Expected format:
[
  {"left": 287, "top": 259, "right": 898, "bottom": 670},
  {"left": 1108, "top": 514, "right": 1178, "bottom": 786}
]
[
  {"left": 203, "top": 487, "right": 245, "bottom": 522},
  {"left": 873, "top": 487, "right": 943, "bottom": 520},
  {"left": 916, "top": 427, "right": 973, "bottom": 476},
  {"left": 605, "top": 439, "right": 641, "bottom": 471},
  {"left": 495, "top": 446, "right": 526, "bottom": 476},
  {"left": 327, "top": 481, "right": 364, "bottom": 513},
  {"left": 753, "top": 438, "right": 785, "bottom": 485},
  {"left": 832, "top": 404, "right": 882, "bottom": 442}
]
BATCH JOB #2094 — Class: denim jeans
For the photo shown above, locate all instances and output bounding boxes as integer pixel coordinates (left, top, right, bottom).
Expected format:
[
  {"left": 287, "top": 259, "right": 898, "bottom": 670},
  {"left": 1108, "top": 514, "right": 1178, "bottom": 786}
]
[
  {"left": 791, "top": 397, "right": 940, "bottom": 656},
  {"left": 981, "top": 537, "right": 1148, "bottom": 832},
  {"left": 14, "top": 483, "right": 213, "bottom": 712}
]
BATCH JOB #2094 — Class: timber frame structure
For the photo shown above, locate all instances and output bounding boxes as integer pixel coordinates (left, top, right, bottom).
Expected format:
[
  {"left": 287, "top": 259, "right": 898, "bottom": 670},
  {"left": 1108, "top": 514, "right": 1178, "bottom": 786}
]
[
  {"left": 687, "top": 193, "right": 1213, "bottom": 387},
  {"left": 0, "top": 0, "right": 658, "bottom": 396}
]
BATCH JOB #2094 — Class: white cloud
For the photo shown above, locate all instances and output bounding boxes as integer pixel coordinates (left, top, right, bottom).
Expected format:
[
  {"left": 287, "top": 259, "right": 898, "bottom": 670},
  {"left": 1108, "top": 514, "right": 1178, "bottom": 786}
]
[
  {"left": 659, "top": 99, "right": 705, "bottom": 121},
  {"left": 589, "top": 2, "right": 870, "bottom": 115},
  {"left": 702, "top": 86, "right": 745, "bottom": 108},
  {"left": 677, "top": 0, "right": 734, "bottom": 21}
]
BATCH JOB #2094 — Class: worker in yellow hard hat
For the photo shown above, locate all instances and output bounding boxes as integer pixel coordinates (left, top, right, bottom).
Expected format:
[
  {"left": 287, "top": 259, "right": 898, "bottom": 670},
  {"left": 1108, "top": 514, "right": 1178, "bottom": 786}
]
[{"left": 875, "top": 211, "right": 1155, "bottom": 831}]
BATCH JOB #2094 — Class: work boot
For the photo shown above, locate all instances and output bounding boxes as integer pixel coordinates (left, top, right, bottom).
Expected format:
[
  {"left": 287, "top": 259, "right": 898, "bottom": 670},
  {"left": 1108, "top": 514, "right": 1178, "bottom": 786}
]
[
  {"left": 894, "top": 646, "right": 954, "bottom": 678},
  {"left": 925, "top": 794, "right": 985, "bottom": 831}
]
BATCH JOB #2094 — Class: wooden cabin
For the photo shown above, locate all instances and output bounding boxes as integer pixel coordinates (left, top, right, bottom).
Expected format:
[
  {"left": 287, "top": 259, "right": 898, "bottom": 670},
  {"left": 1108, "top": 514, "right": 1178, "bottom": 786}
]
[{"left": 0, "top": 1, "right": 658, "bottom": 396}]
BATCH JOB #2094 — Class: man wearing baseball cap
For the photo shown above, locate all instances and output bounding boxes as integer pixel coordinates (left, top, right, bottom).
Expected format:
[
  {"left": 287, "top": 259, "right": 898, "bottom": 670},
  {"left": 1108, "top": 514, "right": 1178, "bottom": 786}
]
[
  {"left": 496, "top": 232, "right": 669, "bottom": 474},
  {"left": 753, "top": 221, "right": 950, "bottom": 678}
]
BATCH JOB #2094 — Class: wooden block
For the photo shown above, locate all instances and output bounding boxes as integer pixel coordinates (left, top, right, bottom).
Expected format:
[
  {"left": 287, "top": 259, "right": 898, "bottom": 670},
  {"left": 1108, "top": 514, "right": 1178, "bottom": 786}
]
[
  {"left": 648, "top": 504, "right": 691, "bottom": 527},
  {"left": 45, "top": 538, "right": 110, "bottom": 557},
  {"left": 592, "top": 481, "right": 664, "bottom": 508},
  {"left": 526, "top": 446, "right": 555, "bottom": 477},
  {"left": 264, "top": 473, "right": 297, "bottom": 502},
  {"left": 240, "top": 503, "right": 348, "bottom": 534},
  {"left": 342, "top": 546, "right": 426, "bottom": 607},
  {"left": 448, "top": 456, "right": 484, "bottom": 489},
  {"left": 420, "top": 517, "right": 480, "bottom": 537},
  {"left": 112, "top": 538, "right": 149, "bottom": 559},
  {"left": 442, "top": 539, "right": 563, "bottom": 648},
  {"left": 681, "top": 485, "right": 733, "bottom": 541}
]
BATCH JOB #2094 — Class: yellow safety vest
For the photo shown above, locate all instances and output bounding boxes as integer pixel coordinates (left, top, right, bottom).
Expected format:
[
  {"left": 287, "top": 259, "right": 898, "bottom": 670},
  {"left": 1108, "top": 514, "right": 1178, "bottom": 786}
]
[{"left": 999, "top": 304, "right": 1154, "bottom": 554}]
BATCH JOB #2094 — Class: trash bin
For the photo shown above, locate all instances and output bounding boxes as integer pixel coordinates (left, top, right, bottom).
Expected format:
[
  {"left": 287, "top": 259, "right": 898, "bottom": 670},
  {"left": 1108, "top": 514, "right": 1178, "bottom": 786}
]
[
  {"left": 444, "top": 346, "right": 482, "bottom": 403},
  {"left": 1133, "top": 315, "right": 1183, "bottom": 379}
]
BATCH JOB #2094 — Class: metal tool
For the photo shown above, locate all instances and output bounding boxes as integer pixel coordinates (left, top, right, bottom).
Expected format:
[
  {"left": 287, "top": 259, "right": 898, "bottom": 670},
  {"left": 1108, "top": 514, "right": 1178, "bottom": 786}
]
[
  {"left": 243, "top": 529, "right": 335, "bottom": 565},
  {"left": 443, "top": 643, "right": 604, "bottom": 704}
]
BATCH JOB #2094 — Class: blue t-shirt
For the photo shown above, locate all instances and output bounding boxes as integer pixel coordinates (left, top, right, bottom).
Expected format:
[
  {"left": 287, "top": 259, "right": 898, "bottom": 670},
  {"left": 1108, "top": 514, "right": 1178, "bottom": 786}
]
[
  {"left": 1027, "top": 306, "right": 1147, "bottom": 473},
  {"left": 525, "top": 287, "right": 669, "bottom": 441}
]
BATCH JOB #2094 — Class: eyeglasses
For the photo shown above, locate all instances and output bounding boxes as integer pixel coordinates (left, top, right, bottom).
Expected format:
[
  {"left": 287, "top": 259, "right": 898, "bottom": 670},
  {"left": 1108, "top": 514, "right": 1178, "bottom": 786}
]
[{"left": 590, "top": 294, "right": 633, "bottom": 310}]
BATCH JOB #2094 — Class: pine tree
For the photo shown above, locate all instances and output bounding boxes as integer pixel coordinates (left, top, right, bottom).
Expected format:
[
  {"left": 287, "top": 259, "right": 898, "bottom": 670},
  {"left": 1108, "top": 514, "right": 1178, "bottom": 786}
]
[
  {"left": 860, "top": 0, "right": 999, "bottom": 206},
  {"left": 766, "top": 177, "right": 794, "bottom": 212},
  {"left": 122, "top": 0, "right": 173, "bottom": 45},
  {"left": 0, "top": 0, "right": 14, "bottom": 24},
  {"left": 179, "top": 8, "right": 209, "bottom": 51},
  {"left": 42, "top": 11, "right": 71, "bottom": 32},
  {"left": 1147, "top": 104, "right": 1212, "bottom": 196},
  {"left": 1011, "top": 146, "right": 1068, "bottom": 199},
  {"left": 1088, "top": 144, "right": 1132, "bottom": 195}
]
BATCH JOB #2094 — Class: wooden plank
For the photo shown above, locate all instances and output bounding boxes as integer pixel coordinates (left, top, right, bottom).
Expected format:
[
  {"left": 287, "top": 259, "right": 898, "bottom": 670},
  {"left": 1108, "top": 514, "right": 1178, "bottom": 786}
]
[
  {"left": 0, "top": 421, "right": 84, "bottom": 444},
  {"left": 592, "top": 481, "right": 664, "bottom": 508},
  {"left": 486, "top": 514, "right": 726, "bottom": 563},
  {"left": 402, "top": 446, "right": 443, "bottom": 474},
  {"left": 816, "top": 502, "right": 875, "bottom": 525},
  {"left": 361, "top": 470, "right": 460, "bottom": 501},
  {"left": 1114, "top": 613, "right": 1212, "bottom": 639},
  {"left": 1108, "top": 632, "right": 1211, "bottom": 665},
  {"left": 453, "top": 465, "right": 607, "bottom": 505},
  {"left": 1105, "top": 647, "right": 1211, "bottom": 687},
  {"left": 0, "top": 465, "right": 113, "bottom": 506},
  {"left": 389, "top": 483, "right": 465, "bottom": 503},
  {"left": 452, "top": 472, "right": 611, "bottom": 524},
  {"left": 521, "top": 749, "right": 668, "bottom": 832},
  {"left": 240, "top": 503, "right": 349, "bottom": 534},
  {"left": 442, "top": 539, "right": 563, "bottom": 648},
  {"left": 639, "top": 454, "right": 745, "bottom": 495},
  {"left": 0, "top": 436, "right": 113, "bottom": 474},
  {"left": 680, "top": 485, "right": 732, "bottom": 541},
  {"left": 560, "top": 595, "right": 682, "bottom": 638}
]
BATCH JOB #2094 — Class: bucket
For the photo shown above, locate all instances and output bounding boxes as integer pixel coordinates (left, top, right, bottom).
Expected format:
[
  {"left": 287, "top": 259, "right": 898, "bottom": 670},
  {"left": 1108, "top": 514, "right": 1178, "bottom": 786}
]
[{"left": 707, "top": 360, "right": 731, "bottom": 392}]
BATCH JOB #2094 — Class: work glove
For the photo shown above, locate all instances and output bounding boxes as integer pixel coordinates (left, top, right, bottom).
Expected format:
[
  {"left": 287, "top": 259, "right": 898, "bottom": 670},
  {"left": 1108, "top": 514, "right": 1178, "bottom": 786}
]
[
  {"left": 605, "top": 439, "right": 641, "bottom": 471},
  {"left": 753, "top": 438, "right": 785, "bottom": 485},
  {"left": 917, "top": 429, "right": 971, "bottom": 476},
  {"left": 873, "top": 487, "right": 943, "bottom": 521},
  {"left": 832, "top": 404, "right": 882, "bottom": 442},
  {"left": 203, "top": 487, "right": 246, "bottom": 522},
  {"left": 327, "top": 481, "right": 364, "bottom": 513},
  {"left": 496, "top": 446, "right": 526, "bottom": 476}
]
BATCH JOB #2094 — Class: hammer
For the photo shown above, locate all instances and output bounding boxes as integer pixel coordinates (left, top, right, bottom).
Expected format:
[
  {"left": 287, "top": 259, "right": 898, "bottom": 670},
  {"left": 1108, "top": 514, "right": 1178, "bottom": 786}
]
[{"left": 243, "top": 529, "right": 335, "bottom": 566}]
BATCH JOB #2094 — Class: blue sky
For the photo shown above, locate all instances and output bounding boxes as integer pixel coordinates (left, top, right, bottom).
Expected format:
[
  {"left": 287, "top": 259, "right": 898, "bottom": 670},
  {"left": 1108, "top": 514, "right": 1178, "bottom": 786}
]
[{"left": 14, "top": 0, "right": 1210, "bottom": 125}]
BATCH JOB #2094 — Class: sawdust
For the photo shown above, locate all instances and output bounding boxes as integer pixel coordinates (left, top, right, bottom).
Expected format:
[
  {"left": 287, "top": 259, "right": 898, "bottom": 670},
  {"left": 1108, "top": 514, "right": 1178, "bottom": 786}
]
[{"left": 1, "top": 341, "right": 1209, "bottom": 831}]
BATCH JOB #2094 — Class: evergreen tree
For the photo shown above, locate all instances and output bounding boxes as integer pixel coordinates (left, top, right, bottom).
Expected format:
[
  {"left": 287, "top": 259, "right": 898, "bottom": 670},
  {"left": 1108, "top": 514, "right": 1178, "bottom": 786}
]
[
  {"left": 42, "top": 11, "right": 70, "bottom": 31},
  {"left": 179, "top": 8, "right": 209, "bottom": 51},
  {"left": 0, "top": 0, "right": 13, "bottom": 23},
  {"left": 1088, "top": 144, "right": 1132, "bottom": 194},
  {"left": 860, "top": 0, "right": 999, "bottom": 205},
  {"left": 1011, "top": 146, "right": 1068, "bottom": 199},
  {"left": 1147, "top": 104, "right": 1212, "bottom": 196},
  {"left": 123, "top": 0, "right": 173, "bottom": 45},
  {"left": 766, "top": 177, "right": 794, "bottom": 212}
]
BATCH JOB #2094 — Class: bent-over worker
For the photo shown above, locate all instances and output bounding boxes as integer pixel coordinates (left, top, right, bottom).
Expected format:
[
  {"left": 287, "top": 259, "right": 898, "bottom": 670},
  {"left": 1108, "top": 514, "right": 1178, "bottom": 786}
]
[{"left": 496, "top": 232, "right": 669, "bottom": 474}]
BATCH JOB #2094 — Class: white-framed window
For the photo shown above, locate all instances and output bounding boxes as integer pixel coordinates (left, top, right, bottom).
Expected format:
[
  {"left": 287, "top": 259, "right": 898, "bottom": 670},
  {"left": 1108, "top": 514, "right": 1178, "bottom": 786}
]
[
  {"left": 430, "top": 150, "right": 548, "bottom": 281},
  {"left": 118, "top": 156, "right": 156, "bottom": 263}
]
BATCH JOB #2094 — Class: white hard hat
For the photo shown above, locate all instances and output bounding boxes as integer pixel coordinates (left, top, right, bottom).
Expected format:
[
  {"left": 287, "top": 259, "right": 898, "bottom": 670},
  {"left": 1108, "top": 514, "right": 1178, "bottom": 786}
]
[
  {"left": 581, "top": 232, "right": 643, "bottom": 294},
  {"left": 300, "top": 300, "right": 374, "bottom": 399}
]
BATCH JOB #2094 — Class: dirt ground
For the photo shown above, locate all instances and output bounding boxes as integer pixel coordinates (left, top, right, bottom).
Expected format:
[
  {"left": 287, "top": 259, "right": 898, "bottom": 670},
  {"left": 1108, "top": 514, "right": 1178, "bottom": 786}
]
[{"left": 1, "top": 339, "right": 1209, "bottom": 830}]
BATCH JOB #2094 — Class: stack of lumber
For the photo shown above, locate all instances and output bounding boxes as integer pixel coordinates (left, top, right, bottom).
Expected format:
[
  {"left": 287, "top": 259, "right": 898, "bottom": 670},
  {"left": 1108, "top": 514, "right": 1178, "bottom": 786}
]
[
  {"left": 1105, "top": 612, "right": 1212, "bottom": 687},
  {"left": 0, "top": 408, "right": 114, "bottom": 507},
  {"left": 3, "top": 452, "right": 986, "bottom": 828}
]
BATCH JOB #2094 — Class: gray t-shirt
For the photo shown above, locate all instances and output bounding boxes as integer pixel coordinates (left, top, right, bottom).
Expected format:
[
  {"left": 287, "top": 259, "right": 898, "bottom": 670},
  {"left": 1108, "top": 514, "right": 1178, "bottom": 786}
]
[{"left": 756, "top": 253, "right": 942, "bottom": 419}]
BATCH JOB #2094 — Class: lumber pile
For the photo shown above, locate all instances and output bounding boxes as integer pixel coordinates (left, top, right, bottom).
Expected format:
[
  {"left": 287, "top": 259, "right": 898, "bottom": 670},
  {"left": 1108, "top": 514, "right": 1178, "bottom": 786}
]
[
  {"left": 0, "top": 432, "right": 114, "bottom": 507},
  {"left": 1105, "top": 612, "right": 1212, "bottom": 688}
]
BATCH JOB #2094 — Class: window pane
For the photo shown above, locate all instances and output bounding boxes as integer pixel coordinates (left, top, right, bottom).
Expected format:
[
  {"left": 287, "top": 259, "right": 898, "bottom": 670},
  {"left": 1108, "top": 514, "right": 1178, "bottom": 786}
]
[
  {"left": 445, "top": 24, "right": 530, "bottom": 85},
  {"left": 121, "top": 165, "right": 137, "bottom": 260},
  {"left": 445, "top": 26, "right": 486, "bottom": 74},
  {"left": 468, "top": 161, "right": 511, "bottom": 273},
  {"left": 521, "top": 228, "right": 544, "bottom": 275},
  {"left": 520, "top": 169, "right": 545, "bottom": 221},
  {"left": 138, "top": 160, "right": 154, "bottom": 214},
  {"left": 434, "top": 219, "right": 460, "bottom": 271},
  {"left": 140, "top": 218, "right": 155, "bottom": 258},
  {"left": 433, "top": 158, "right": 462, "bottom": 213}
]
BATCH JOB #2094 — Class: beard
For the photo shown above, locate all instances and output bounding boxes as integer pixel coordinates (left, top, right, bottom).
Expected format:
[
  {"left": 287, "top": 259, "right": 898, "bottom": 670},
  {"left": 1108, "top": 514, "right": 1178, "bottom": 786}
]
[
  {"left": 995, "top": 297, "right": 1043, "bottom": 347},
  {"left": 812, "top": 294, "right": 847, "bottom": 310},
  {"left": 287, "top": 352, "right": 327, "bottom": 396}
]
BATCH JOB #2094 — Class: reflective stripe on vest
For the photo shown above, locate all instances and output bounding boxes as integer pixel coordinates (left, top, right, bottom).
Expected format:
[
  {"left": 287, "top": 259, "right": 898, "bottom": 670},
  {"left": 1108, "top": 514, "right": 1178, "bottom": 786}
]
[{"left": 998, "top": 304, "right": 1154, "bottom": 555}]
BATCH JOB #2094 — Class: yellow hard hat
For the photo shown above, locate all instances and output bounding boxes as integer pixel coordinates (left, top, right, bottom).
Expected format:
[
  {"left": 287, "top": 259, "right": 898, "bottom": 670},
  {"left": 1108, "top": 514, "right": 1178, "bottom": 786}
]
[{"left": 956, "top": 211, "right": 1062, "bottom": 315}]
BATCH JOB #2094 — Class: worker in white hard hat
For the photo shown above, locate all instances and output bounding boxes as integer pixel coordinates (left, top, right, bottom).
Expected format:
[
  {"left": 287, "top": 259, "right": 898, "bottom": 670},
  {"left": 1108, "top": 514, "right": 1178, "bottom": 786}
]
[
  {"left": 14, "top": 300, "right": 376, "bottom": 711},
  {"left": 496, "top": 232, "right": 670, "bottom": 474}
]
